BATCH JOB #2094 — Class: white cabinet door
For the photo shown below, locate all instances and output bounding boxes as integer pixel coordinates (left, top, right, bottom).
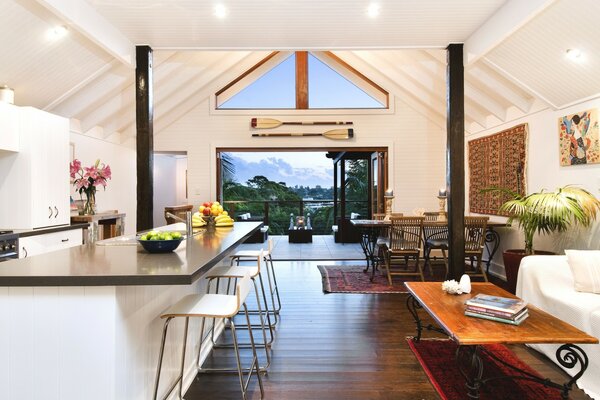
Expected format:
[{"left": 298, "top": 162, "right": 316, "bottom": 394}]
[
  {"left": 0, "top": 102, "right": 19, "bottom": 152},
  {"left": 23, "top": 107, "right": 70, "bottom": 229}
]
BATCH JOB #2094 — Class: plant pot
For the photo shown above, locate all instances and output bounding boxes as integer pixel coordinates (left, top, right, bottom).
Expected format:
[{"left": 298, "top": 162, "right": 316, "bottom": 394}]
[{"left": 503, "top": 249, "right": 555, "bottom": 294}]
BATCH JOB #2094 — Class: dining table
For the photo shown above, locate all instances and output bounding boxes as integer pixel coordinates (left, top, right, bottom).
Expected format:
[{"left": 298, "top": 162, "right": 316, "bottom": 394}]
[{"left": 350, "top": 218, "right": 507, "bottom": 282}]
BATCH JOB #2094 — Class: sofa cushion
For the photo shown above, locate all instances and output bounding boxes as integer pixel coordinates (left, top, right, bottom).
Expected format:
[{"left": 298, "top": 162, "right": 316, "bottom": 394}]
[{"left": 566, "top": 250, "right": 600, "bottom": 294}]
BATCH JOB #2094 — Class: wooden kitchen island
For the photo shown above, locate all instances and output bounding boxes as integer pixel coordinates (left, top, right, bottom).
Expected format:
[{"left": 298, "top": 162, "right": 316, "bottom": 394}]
[{"left": 0, "top": 222, "right": 262, "bottom": 400}]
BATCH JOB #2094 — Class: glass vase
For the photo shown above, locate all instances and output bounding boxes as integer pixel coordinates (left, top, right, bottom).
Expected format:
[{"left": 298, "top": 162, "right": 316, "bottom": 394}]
[{"left": 82, "top": 189, "right": 96, "bottom": 215}]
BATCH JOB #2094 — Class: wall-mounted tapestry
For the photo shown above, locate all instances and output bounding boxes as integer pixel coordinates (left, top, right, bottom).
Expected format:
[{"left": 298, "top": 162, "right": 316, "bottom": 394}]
[
  {"left": 469, "top": 123, "right": 528, "bottom": 215},
  {"left": 559, "top": 109, "right": 600, "bottom": 166}
]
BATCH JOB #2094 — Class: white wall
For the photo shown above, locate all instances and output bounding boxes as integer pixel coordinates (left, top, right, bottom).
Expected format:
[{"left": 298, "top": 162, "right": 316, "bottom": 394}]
[
  {"left": 153, "top": 155, "right": 178, "bottom": 226},
  {"left": 69, "top": 132, "right": 137, "bottom": 235},
  {"left": 467, "top": 96, "right": 600, "bottom": 277},
  {"left": 154, "top": 96, "right": 447, "bottom": 215}
]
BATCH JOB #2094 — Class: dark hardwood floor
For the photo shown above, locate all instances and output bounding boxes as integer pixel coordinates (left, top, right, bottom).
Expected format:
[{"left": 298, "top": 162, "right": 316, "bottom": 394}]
[{"left": 185, "top": 260, "right": 592, "bottom": 399}]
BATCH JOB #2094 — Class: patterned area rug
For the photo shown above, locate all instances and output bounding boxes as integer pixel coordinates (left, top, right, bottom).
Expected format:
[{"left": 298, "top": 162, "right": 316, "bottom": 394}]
[
  {"left": 408, "top": 338, "right": 568, "bottom": 400},
  {"left": 317, "top": 265, "right": 418, "bottom": 293}
]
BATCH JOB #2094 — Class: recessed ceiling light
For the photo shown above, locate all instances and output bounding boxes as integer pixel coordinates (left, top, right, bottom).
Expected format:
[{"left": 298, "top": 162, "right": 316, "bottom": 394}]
[
  {"left": 214, "top": 4, "right": 227, "bottom": 18},
  {"left": 566, "top": 48, "right": 582, "bottom": 61},
  {"left": 367, "top": 3, "right": 380, "bottom": 18},
  {"left": 47, "top": 25, "right": 68, "bottom": 41}
]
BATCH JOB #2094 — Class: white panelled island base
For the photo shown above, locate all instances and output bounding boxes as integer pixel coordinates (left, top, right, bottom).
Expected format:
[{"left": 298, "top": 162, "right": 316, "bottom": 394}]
[{"left": 0, "top": 222, "right": 262, "bottom": 400}]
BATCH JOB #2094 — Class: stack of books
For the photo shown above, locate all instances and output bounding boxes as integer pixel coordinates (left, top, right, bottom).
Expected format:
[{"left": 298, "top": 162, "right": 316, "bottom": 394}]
[{"left": 465, "top": 294, "right": 529, "bottom": 325}]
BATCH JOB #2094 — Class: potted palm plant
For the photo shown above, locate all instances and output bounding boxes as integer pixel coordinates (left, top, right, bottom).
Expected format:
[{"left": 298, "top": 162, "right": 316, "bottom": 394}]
[{"left": 485, "top": 185, "right": 600, "bottom": 293}]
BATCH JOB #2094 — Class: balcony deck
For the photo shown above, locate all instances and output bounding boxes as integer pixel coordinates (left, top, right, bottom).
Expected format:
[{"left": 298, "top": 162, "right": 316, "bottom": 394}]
[{"left": 235, "top": 234, "right": 366, "bottom": 261}]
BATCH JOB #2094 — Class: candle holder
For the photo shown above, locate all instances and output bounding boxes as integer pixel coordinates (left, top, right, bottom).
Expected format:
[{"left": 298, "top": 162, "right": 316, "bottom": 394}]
[
  {"left": 384, "top": 194, "right": 394, "bottom": 220},
  {"left": 437, "top": 195, "right": 447, "bottom": 222}
]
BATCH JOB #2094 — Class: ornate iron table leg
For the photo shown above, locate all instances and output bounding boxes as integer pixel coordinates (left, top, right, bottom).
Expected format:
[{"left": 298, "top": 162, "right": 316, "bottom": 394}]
[
  {"left": 556, "top": 344, "right": 589, "bottom": 399},
  {"left": 406, "top": 294, "right": 424, "bottom": 341},
  {"left": 455, "top": 343, "right": 589, "bottom": 400},
  {"left": 483, "top": 227, "right": 501, "bottom": 273},
  {"left": 456, "top": 345, "right": 484, "bottom": 399}
]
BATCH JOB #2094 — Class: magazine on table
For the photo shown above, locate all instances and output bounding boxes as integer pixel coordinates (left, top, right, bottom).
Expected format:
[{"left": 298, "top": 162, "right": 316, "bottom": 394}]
[
  {"left": 465, "top": 294, "right": 527, "bottom": 314},
  {"left": 465, "top": 310, "right": 529, "bottom": 326},
  {"left": 465, "top": 306, "right": 528, "bottom": 321}
]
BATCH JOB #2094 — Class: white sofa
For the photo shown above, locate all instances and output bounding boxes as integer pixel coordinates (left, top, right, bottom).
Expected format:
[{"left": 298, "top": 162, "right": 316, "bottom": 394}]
[{"left": 517, "top": 255, "right": 600, "bottom": 400}]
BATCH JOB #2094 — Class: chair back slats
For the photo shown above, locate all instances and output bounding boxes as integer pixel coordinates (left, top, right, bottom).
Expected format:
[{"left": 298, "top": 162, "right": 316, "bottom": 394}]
[
  {"left": 388, "top": 216, "right": 424, "bottom": 252},
  {"left": 464, "top": 217, "right": 488, "bottom": 253},
  {"left": 423, "top": 212, "right": 439, "bottom": 222},
  {"left": 372, "top": 213, "right": 386, "bottom": 220}
]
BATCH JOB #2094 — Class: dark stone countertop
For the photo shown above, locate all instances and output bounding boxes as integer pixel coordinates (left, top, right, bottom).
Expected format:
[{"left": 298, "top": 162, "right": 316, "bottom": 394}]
[
  {"left": 0, "top": 222, "right": 262, "bottom": 287},
  {"left": 10, "top": 223, "right": 89, "bottom": 238}
]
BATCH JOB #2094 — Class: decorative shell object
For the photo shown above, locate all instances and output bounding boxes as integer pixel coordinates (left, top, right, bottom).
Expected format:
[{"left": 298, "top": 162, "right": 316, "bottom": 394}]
[
  {"left": 441, "top": 280, "right": 462, "bottom": 294},
  {"left": 459, "top": 274, "right": 472, "bottom": 294}
]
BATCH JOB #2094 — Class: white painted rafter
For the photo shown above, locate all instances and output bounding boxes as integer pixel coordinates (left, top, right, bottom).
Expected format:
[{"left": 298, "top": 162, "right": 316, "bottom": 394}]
[
  {"left": 467, "top": 65, "right": 534, "bottom": 113},
  {"left": 35, "top": 0, "right": 135, "bottom": 66},
  {"left": 335, "top": 51, "right": 446, "bottom": 128},
  {"left": 464, "top": 0, "right": 558, "bottom": 66}
]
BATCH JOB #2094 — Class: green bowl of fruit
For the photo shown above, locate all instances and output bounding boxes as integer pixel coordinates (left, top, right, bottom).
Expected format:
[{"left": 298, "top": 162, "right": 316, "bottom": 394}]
[{"left": 138, "top": 230, "right": 183, "bottom": 253}]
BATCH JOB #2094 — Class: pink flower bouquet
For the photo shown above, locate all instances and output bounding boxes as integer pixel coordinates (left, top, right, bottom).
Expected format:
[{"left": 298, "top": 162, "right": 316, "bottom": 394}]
[{"left": 69, "top": 159, "right": 111, "bottom": 215}]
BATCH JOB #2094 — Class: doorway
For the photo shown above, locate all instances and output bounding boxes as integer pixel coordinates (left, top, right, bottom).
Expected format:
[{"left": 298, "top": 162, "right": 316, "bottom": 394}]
[
  {"left": 216, "top": 147, "right": 387, "bottom": 238},
  {"left": 153, "top": 152, "right": 188, "bottom": 226}
]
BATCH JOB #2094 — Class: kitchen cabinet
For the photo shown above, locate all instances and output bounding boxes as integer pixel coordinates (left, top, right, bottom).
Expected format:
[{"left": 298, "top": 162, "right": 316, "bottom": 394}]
[
  {"left": 0, "top": 102, "right": 19, "bottom": 152},
  {"left": 0, "top": 105, "right": 70, "bottom": 229},
  {"left": 19, "top": 228, "right": 83, "bottom": 258}
]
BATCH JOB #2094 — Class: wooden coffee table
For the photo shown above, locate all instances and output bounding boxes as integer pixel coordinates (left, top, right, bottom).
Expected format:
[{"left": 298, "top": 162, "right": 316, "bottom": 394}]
[{"left": 404, "top": 282, "right": 598, "bottom": 399}]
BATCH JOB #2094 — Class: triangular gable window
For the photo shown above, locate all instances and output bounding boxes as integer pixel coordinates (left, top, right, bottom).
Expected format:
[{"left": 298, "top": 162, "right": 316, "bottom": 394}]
[
  {"left": 308, "top": 53, "right": 384, "bottom": 109},
  {"left": 216, "top": 51, "right": 388, "bottom": 110},
  {"left": 219, "top": 53, "right": 296, "bottom": 109}
]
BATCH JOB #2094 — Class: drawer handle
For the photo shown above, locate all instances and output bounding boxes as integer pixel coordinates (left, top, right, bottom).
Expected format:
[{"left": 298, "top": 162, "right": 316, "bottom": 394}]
[
  {"left": 48, "top": 206, "right": 53, "bottom": 218},
  {"left": 22, "top": 247, "right": 28, "bottom": 258},
  {"left": 54, "top": 206, "right": 59, "bottom": 218},
  {"left": 61, "top": 238, "right": 69, "bottom": 242}
]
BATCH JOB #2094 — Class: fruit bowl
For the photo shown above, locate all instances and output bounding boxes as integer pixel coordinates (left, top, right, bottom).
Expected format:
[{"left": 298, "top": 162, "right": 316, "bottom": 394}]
[{"left": 138, "top": 238, "right": 183, "bottom": 253}]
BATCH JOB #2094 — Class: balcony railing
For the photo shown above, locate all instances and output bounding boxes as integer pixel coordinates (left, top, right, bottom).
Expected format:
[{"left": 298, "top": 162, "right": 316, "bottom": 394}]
[{"left": 223, "top": 200, "right": 368, "bottom": 235}]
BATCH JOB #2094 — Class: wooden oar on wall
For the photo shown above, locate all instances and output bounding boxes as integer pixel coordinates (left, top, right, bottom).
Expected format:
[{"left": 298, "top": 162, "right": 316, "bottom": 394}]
[
  {"left": 252, "top": 128, "right": 354, "bottom": 140},
  {"left": 251, "top": 117, "right": 353, "bottom": 129}
]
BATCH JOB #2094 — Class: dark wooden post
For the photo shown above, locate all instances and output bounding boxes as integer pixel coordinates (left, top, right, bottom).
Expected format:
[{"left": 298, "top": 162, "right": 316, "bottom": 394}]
[
  {"left": 446, "top": 43, "right": 465, "bottom": 279},
  {"left": 136, "top": 45, "right": 154, "bottom": 231}
]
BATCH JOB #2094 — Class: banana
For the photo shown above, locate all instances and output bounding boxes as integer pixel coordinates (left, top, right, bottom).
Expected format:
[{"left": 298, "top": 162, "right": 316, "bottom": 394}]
[{"left": 215, "top": 214, "right": 232, "bottom": 222}]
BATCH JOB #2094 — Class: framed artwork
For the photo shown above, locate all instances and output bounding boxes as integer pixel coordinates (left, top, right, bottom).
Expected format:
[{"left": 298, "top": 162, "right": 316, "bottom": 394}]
[
  {"left": 469, "top": 124, "right": 528, "bottom": 216},
  {"left": 559, "top": 109, "right": 600, "bottom": 166}
]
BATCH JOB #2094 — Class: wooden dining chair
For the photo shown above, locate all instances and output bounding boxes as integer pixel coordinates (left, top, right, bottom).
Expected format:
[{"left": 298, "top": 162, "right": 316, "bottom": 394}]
[
  {"left": 423, "top": 212, "right": 449, "bottom": 277},
  {"left": 382, "top": 216, "right": 425, "bottom": 285},
  {"left": 464, "top": 216, "right": 489, "bottom": 281}
]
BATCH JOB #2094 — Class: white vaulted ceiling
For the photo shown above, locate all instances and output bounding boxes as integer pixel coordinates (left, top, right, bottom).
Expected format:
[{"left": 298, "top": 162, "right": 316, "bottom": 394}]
[{"left": 1, "top": 0, "right": 599, "bottom": 142}]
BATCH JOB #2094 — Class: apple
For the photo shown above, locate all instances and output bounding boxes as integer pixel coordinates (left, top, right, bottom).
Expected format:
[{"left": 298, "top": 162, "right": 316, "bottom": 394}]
[
  {"left": 199, "top": 205, "right": 205, "bottom": 213},
  {"left": 203, "top": 202, "right": 212, "bottom": 208},
  {"left": 211, "top": 207, "right": 220, "bottom": 216},
  {"left": 202, "top": 207, "right": 211, "bottom": 216}
]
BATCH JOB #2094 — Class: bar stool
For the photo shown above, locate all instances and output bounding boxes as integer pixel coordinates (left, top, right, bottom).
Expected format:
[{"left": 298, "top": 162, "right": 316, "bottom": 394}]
[
  {"left": 206, "top": 249, "right": 274, "bottom": 350},
  {"left": 152, "top": 274, "right": 263, "bottom": 400},
  {"left": 230, "top": 238, "right": 281, "bottom": 324},
  {"left": 204, "top": 251, "right": 272, "bottom": 369}
]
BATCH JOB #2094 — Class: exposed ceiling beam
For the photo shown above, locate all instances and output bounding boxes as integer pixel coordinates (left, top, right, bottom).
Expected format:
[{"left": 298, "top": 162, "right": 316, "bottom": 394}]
[
  {"left": 80, "top": 52, "right": 184, "bottom": 132},
  {"left": 35, "top": 0, "right": 135, "bottom": 66},
  {"left": 335, "top": 51, "right": 446, "bottom": 128},
  {"left": 464, "top": 0, "right": 558, "bottom": 66},
  {"left": 464, "top": 82, "right": 506, "bottom": 121},
  {"left": 467, "top": 65, "right": 534, "bottom": 113},
  {"left": 121, "top": 51, "right": 268, "bottom": 138}
]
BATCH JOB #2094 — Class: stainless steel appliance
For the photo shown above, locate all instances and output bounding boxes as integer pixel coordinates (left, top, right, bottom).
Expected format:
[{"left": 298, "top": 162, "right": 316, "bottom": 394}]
[{"left": 0, "top": 231, "right": 18, "bottom": 261}]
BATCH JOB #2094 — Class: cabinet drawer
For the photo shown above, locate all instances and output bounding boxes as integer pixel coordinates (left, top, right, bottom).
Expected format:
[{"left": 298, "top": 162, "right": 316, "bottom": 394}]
[
  {"left": 19, "top": 228, "right": 83, "bottom": 258},
  {"left": 19, "top": 236, "right": 46, "bottom": 258},
  {"left": 44, "top": 229, "right": 83, "bottom": 252}
]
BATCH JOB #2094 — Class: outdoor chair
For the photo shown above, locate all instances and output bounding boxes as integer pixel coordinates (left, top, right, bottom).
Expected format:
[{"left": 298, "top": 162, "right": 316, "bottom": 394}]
[{"left": 382, "top": 216, "right": 425, "bottom": 285}]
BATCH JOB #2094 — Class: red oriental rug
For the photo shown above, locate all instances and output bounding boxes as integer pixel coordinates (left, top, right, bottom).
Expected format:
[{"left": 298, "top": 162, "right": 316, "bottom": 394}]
[
  {"left": 408, "top": 338, "right": 568, "bottom": 400},
  {"left": 317, "top": 265, "right": 418, "bottom": 293}
]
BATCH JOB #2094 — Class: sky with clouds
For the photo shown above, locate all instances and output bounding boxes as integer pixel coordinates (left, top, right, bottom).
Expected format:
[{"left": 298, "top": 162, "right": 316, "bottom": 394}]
[{"left": 228, "top": 152, "right": 333, "bottom": 188}]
